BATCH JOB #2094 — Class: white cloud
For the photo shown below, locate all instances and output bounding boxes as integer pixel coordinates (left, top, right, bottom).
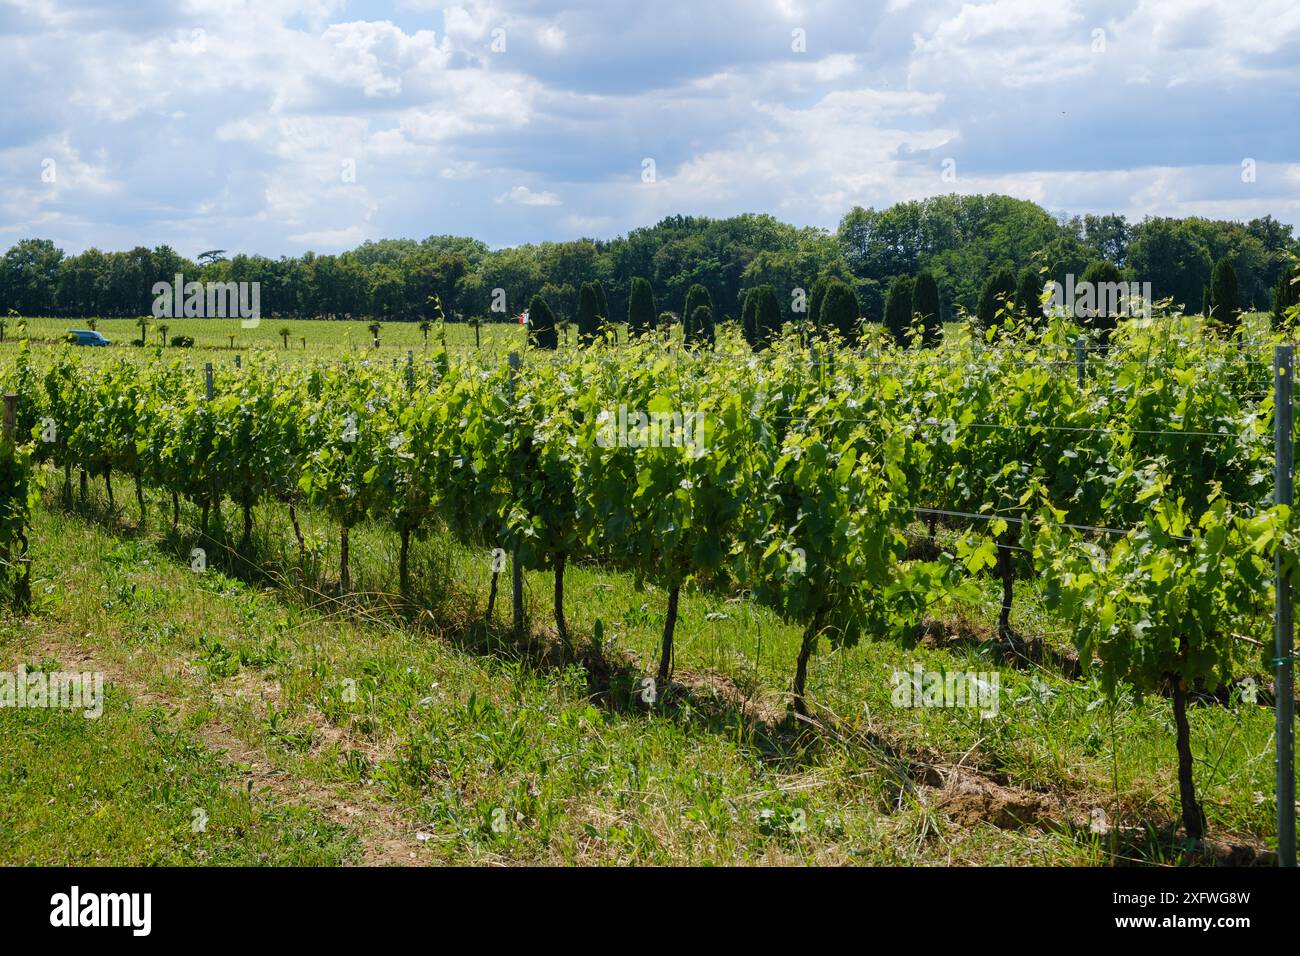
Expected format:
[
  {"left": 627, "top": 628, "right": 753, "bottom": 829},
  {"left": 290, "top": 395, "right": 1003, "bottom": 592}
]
[
  {"left": 496, "top": 185, "right": 561, "bottom": 206},
  {"left": 537, "top": 24, "right": 566, "bottom": 52},
  {"left": 287, "top": 225, "right": 369, "bottom": 247},
  {"left": 1, "top": 0, "right": 1296, "bottom": 257}
]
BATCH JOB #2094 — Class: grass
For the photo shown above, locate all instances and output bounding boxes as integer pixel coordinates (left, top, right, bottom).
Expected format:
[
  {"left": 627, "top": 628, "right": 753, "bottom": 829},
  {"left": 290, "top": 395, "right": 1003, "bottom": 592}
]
[
  {"left": 12, "top": 316, "right": 554, "bottom": 360},
  {"left": 0, "top": 468, "right": 1288, "bottom": 866},
  {"left": 0, "top": 665, "right": 358, "bottom": 865}
]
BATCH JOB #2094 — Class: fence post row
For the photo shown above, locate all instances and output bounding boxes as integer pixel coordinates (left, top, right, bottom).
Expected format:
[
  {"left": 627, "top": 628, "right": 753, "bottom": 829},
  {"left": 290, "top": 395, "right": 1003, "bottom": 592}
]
[
  {"left": 1075, "top": 337, "right": 1086, "bottom": 389},
  {"left": 1275, "top": 344, "right": 1296, "bottom": 868},
  {"left": 507, "top": 351, "right": 524, "bottom": 638}
]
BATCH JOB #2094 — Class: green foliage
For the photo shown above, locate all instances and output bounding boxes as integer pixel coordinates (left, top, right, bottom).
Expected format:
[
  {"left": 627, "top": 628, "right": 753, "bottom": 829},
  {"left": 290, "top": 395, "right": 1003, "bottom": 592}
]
[
  {"left": 911, "top": 271, "right": 942, "bottom": 345},
  {"left": 1079, "top": 260, "right": 1123, "bottom": 339},
  {"left": 5, "top": 317, "right": 1289, "bottom": 789},
  {"left": 627, "top": 277, "right": 655, "bottom": 339},
  {"left": 739, "top": 289, "right": 758, "bottom": 346},
  {"left": 688, "top": 305, "right": 714, "bottom": 348},
  {"left": 683, "top": 284, "right": 714, "bottom": 346},
  {"left": 883, "top": 275, "right": 914, "bottom": 345},
  {"left": 527, "top": 294, "right": 557, "bottom": 350},
  {"left": 1273, "top": 262, "right": 1299, "bottom": 329},
  {"left": 976, "top": 266, "right": 1018, "bottom": 332},
  {"left": 592, "top": 280, "right": 609, "bottom": 325},
  {"left": 818, "top": 278, "right": 859, "bottom": 341},
  {"left": 806, "top": 276, "right": 829, "bottom": 334},
  {"left": 1034, "top": 494, "right": 1271, "bottom": 698},
  {"left": 745, "top": 284, "right": 782, "bottom": 350},
  {"left": 1014, "top": 268, "right": 1042, "bottom": 328},
  {"left": 3, "top": 198, "right": 1293, "bottom": 331},
  {"left": 1209, "top": 257, "right": 1241, "bottom": 329},
  {"left": 576, "top": 282, "right": 600, "bottom": 344}
]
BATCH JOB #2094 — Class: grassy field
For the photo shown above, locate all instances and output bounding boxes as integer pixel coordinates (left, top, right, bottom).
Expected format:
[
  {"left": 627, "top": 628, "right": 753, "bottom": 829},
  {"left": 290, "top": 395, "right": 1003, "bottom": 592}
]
[
  {"left": 0, "top": 460, "right": 1285, "bottom": 865},
  {"left": 17, "top": 315, "right": 540, "bottom": 358},
  {"left": 10, "top": 310, "right": 1275, "bottom": 360}
]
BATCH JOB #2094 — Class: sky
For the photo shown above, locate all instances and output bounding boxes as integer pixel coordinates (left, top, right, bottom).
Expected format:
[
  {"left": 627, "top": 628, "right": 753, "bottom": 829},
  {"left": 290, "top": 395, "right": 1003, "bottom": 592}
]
[{"left": 2, "top": 0, "right": 1299, "bottom": 258}]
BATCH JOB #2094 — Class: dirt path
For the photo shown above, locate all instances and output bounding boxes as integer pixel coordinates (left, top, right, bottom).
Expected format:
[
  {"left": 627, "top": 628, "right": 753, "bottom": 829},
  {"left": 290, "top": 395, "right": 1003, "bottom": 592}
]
[{"left": 24, "top": 628, "right": 434, "bottom": 866}]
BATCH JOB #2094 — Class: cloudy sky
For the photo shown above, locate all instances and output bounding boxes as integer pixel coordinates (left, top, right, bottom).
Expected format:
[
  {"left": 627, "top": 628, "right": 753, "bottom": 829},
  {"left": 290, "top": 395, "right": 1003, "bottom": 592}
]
[{"left": 2, "top": 0, "right": 1299, "bottom": 257}]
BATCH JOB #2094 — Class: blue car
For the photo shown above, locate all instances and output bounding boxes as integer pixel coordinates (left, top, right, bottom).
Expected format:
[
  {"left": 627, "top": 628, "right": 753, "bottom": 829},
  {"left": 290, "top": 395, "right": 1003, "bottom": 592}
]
[{"left": 67, "top": 329, "right": 111, "bottom": 346}]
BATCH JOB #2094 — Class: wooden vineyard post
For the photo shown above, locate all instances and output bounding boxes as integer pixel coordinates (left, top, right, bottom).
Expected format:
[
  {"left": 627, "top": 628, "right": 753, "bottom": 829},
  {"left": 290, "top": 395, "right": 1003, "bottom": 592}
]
[
  {"left": 1275, "top": 344, "right": 1296, "bottom": 867},
  {"left": 204, "top": 363, "right": 218, "bottom": 532},
  {"left": 407, "top": 351, "right": 415, "bottom": 393},
  {"left": 1075, "top": 337, "right": 1085, "bottom": 389},
  {"left": 508, "top": 352, "right": 524, "bottom": 639},
  {"left": 4, "top": 392, "right": 29, "bottom": 610}
]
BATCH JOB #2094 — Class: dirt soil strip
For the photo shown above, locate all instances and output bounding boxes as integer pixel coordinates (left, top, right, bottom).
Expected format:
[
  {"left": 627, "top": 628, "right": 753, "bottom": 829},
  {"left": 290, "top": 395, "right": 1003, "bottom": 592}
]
[{"left": 23, "top": 630, "right": 435, "bottom": 867}]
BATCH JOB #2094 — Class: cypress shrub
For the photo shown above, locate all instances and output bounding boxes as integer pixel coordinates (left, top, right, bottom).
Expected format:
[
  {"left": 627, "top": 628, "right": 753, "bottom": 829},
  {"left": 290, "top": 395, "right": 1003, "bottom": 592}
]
[
  {"left": 1273, "top": 264, "right": 1299, "bottom": 329},
  {"left": 576, "top": 282, "right": 600, "bottom": 344},
  {"left": 883, "top": 275, "right": 915, "bottom": 345},
  {"left": 1209, "top": 258, "right": 1240, "bottom": 330},
  {"left": 819, "top": 278, "right": 860, "bottom": 341},
  {"left": 911, "top": 271, "right": 942, "bottom": 345},
  {"left": 977, "top": 266, "right": 1018, "bottom": 332},
  {"left": 528, "top": 294, "right": 557, "bottom": 350},
  {"left": 1079, "top": 260, "right": 1123, "bottom": 339},
  {"left": 1015, "top": 268, "right": 1042, "bottom": 326},
  {"left": 689, "top": 304, "right": 714, "bottom": 347},
  {"left": 627, "top": 277, "right": 655, "bottom": 338}
]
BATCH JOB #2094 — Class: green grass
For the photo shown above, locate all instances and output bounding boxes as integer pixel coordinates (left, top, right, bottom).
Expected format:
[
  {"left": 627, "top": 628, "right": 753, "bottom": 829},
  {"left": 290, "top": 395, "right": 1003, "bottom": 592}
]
[
  {"left": 0, "top": 469, "right": 1288, "bottom": 866},
  {"left": 13, "top": 315, "right": 556, "bottom": 360},
  {"left": 0, "top": 673, "right": 358, "bottom": 865}
]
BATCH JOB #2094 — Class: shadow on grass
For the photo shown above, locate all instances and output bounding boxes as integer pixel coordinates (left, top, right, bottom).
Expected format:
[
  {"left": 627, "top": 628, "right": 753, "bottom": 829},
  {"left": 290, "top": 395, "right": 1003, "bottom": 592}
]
[{"left": 41, "top": 476, "right": 1278, "bottom": 866}]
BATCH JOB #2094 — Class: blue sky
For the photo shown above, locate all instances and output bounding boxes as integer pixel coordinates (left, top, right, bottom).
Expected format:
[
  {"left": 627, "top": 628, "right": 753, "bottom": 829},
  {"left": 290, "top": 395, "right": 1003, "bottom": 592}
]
[{"left": 2, "top": 0, "right": 1299, "bottom": 257}]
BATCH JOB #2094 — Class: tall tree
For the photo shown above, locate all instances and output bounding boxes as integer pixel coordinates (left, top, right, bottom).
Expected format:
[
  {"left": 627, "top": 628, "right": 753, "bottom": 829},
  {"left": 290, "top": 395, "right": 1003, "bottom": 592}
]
[
  {"left": 1273, "top": 263, "right": 1299, "bottom": 329},
  {"left": 1209, "top": 257, "right": 1241, "bottom": 329},
  {"left": 807, "top": 275, "right": 830, "bottom": 334},
  {"left": 528, "top": 294, "right": 557, "bottom": 350},
  {"left": 819, "top": 278, "right": 860, "bottom": 341},
  {"left": 977, "top": 265, "right": 1018, "bottom": 332},
  {"left": 883, "top": 275, "right": 915, "bottom": 345},
  {"left": 576, "top": 282, "right": 600, "bottom": 344},
  {"left": 747, "top": 284, "right": 782, "bottom": 349},
  {"left": 1125, "top": 217, "right": 1213, "bottom": 315},
  {"left": 1079, "top": 259, "right": 1123, "bottom": 339},
  {"left": 689, "top": 305, "right": 715, "bottom": 347},
  {"left": 911, "top": 271, "right": 942, "bottom": 345},
  {"left": 740, "top": 289, "right": 759, "bottom": 346},
  {"left": 683, "top": 284, "right": 714, "bottom": 346},
  {"left": 627, "top": 277, "right": 656, "bottom": 338},
  {"left": 1015, "top": 267, "right": 1043, "bottom": 326}
]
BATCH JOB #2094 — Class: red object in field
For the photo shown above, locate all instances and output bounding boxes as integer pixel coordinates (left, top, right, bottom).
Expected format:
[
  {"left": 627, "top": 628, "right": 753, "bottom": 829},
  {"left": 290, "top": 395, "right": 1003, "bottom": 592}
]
[{"left": 518, "top": 311, "right": 529, "bottom": 325}]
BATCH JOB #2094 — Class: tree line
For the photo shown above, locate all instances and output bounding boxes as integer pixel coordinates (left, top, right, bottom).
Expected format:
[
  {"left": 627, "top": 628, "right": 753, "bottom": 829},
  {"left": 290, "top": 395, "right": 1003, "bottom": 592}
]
[{"left": 2, "top": 195, "right": 1296, "bottom": 329}]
